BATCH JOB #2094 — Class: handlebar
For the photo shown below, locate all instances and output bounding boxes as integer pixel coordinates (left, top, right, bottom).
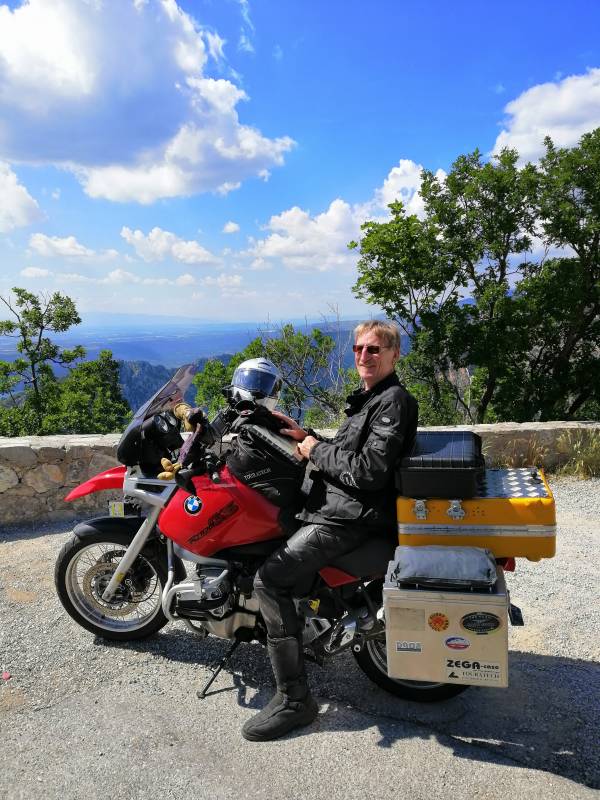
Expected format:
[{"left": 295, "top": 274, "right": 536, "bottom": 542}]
[{"left": 174, "top": 450, "right": 223, "bottom": 495}]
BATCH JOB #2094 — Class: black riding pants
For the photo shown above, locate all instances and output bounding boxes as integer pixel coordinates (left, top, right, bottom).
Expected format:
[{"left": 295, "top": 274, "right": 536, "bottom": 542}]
[{"left": 254, "top": 522, "right": 369, "bottom": 638}]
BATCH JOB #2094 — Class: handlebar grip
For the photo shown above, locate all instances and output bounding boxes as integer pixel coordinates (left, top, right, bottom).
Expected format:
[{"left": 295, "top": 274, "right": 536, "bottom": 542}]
[{"left": 175, "top": 468, "right": 197, "bottom": 496}]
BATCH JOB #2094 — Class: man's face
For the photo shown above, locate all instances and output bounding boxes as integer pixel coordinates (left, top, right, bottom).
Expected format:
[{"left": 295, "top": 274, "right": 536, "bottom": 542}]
[{"left": 354, "top": 331, "right": 399, "bottom": 390}]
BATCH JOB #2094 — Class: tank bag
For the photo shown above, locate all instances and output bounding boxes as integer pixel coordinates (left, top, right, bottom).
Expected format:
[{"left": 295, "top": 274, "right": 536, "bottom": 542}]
[{"left": 226, "top": 423, "right": 306, "bottom": 512}]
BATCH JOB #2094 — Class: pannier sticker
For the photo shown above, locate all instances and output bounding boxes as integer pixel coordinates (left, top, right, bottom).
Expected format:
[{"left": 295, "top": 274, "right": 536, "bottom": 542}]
[
  {"left": 428, "top": 612, "right": 449, "bottom": 631},
  {"left": 445, "top": 658, "right": 502, "bottom": 681},
  {"left": 460, "top": 612, "right": 502, "bottom": 634},
  {"left": 395, "top": 641, "right": 422, "bottom": 653},
  {"left": 444, "top": 636, "right": 470, "bottom": 650}
]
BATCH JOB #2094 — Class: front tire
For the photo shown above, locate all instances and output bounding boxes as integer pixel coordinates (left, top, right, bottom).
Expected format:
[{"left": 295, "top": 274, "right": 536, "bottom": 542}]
[{"left": 55, "top": 531, "right": 169, "bottom": 641}]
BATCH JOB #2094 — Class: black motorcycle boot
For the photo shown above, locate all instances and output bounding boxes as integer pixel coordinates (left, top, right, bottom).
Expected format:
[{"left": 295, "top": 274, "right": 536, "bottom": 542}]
[{"left": 241, "top": 636, "right": 318, "bottom": 742}]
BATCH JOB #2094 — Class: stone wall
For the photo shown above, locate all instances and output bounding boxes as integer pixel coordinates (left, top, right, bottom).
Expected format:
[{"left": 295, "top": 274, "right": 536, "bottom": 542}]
[
  {"left": 0, "top": 435, "right": 123, "bottom": 528},
  {"left": 1, "top": 421, "right": 598, "bottom": 528}
]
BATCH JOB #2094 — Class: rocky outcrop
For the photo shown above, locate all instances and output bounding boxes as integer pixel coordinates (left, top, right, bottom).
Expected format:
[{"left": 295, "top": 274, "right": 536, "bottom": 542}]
[{"left": 0, "top": 422, "right": 598, "bottom": 527}]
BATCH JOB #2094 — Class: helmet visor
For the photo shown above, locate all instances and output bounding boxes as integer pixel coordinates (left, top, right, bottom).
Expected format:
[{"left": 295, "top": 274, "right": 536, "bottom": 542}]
[{"left": 231, "top": 366, "right": 280, "bottom": 398}]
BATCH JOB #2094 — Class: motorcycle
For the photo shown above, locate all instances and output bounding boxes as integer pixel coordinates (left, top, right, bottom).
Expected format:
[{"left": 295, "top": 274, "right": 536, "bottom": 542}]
[{"left": 54, "top": 365, "right": 555, "bottom": 702}]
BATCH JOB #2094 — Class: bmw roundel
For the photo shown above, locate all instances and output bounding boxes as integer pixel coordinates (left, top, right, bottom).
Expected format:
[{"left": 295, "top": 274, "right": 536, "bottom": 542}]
[{"left": 184, "top": 495, "right": 203, "bottom": 515}]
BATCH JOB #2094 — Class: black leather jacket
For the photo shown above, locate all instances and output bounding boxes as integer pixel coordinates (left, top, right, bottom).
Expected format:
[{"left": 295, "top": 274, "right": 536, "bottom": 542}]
[{"left": 297, "top": 372, "right": 418, "bottom": 532}]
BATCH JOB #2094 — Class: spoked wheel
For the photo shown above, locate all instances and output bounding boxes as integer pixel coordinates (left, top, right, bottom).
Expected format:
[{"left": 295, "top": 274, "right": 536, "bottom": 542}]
[
  {"left": 55, "top": 531, "right": 169, "bottom": 641},
  {"left": 352, "top": 580, "right": 468, "bottom": 703},
  {"left": 353, "top": 634, "right": 468, "bottom": 702}
]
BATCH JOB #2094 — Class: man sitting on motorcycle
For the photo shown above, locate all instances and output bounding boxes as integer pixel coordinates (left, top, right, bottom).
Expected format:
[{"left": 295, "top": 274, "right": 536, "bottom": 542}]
[{"left": 242, "top": 320, "right": 418, "bottom": 742}]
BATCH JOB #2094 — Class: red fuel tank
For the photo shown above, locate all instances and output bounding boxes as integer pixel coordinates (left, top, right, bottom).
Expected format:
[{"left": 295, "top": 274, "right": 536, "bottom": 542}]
[{"left": 158, "top": 465, "right": 283, "bottom": 557}]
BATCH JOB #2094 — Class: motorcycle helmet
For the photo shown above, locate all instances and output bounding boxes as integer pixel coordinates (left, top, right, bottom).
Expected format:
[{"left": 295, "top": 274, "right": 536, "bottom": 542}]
[{"left": 230, "top": 358, "right": 282, "bottom": 410}]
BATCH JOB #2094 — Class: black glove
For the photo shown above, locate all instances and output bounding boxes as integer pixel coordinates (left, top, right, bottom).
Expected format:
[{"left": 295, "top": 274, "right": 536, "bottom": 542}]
[{"left": 186, "top": 406, "right": 208, "bottom": 428}]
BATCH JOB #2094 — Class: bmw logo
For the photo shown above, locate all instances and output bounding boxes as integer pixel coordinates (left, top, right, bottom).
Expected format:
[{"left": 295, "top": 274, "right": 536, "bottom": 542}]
[{"left": 184, "top": 496, "right": 202, "bottom": 515}]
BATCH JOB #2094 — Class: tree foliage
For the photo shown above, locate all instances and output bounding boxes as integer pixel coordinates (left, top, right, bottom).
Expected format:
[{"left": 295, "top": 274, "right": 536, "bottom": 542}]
[
  {"left": 193, "top": 320, "right": 357, "bottom": 425},
  {"left": 0, "top": 288, "right": 130, "bottom": 436},
  {"left": 351, "top": 129, "right": 600, "bottom": 423},
  {"left": 42, "top": 350, "right": 131, "bottom": 434}
]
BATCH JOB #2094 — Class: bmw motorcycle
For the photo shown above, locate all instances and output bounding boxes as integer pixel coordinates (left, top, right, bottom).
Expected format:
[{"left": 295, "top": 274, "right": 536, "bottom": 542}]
[{"left": 54, "top": 365, "right": 470, "bottom": 702}]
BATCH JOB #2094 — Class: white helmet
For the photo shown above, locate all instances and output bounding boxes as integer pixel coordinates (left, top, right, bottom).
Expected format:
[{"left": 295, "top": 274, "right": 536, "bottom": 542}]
[{"left": 230, "top": 358, "right": 282, "bottom": 410}]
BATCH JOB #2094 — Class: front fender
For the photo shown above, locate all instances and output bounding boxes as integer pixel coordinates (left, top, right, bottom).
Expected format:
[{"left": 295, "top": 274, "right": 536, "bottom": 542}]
[
  {"left": 73, "top": 515, "right": 145, "bottom": 540},
  {"left": 65, "top": 465, "right": 127, "bottom": 502},
  {"left": 72, "top": 516, "right": 187, "bottom": 582}
]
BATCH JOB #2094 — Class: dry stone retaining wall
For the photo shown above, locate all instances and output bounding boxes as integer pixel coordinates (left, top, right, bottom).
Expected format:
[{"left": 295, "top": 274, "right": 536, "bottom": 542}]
[
  {"left": 0, "top": 422, "right": 598, "bottom": 528},
  {"left": 0, "top": 435, "right": 123, "bottom": 528}
]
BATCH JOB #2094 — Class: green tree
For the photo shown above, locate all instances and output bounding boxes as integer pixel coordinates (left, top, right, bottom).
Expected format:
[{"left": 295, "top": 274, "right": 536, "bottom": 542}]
[
  {"left": 42, "top": 350, "right": 131, "bottom": 434},
  {"left": 352, "top": 129, "right": 600, "bottom": 423},
  {"left": 192, "top": 338, "right": 264, "bottom": 417},
  {"left": 193, "top": 322, "right": 357, "bottom": 425},
  {"left": 0, "top": 288, "right": 85, "bottom": 433},
  {"left": 0, "top": 288, "right": 131, "bottom": 436}
]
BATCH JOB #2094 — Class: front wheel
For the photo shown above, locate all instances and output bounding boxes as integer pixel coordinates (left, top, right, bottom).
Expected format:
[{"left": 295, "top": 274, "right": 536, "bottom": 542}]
[{"left": 55, "top": 531, "right": 169, "bottom": 641}]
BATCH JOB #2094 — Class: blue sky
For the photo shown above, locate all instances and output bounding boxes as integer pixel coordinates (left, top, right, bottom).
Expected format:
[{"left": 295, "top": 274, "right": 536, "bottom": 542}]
[{"left": 0, "top": 0, "right": 599, "bottom": 324}]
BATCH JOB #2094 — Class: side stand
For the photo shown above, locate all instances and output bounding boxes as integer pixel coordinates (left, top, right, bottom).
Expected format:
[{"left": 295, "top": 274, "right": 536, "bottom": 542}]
[{"left": 196, "top": 639, "right": 241, "bottom": 699}]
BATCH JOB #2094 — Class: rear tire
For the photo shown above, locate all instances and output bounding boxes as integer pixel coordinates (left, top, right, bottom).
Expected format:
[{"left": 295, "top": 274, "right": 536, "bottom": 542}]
[
  {"left": 55, "top": 531, "right": 169, "bottom": 641},
  {"left": 352, "top": 580, "right": 468, "bottom": 703},
  {"left": 353, "top": 637, "right": 468, "bottom": 702}
]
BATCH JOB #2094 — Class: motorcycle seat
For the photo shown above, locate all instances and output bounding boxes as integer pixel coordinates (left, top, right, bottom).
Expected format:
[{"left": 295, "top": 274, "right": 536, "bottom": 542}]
[{"left": 330, "top": 536, "right": 396, "bottom": 579}]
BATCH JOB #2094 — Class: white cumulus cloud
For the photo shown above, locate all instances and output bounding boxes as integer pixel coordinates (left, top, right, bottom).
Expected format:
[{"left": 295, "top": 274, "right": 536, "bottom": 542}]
[
  {"left": 29, "top": 233, "right": 94, "bottom": 258},
  {"left": 245, "top": 160, "right": 442, "bottom": 272},
  {"left": 493, "top": 68, "right": 600, "bottom": 162},
  {"left": 175, "top": 273, "right": 196, "bottom": 285},
  {"left": 54, "top": 268, "right": 196, "bottom": 286},
  {"left": 20, "top": 266, "right": 50, "bottom": 277},
  {"left": 222, "top": 221, "right": 240, "bottom": 234},
  {"left": 0, "top": 0, "right": 294, "bottom": 203},
  {"left": 28, "top": 232, "right": 118, "bottom": 260},
  {"left": 202, "top": 273, "right": 243, "bottom": 289},
  {"left": 120, "top": 226, "right": 218, "bottom": 264},
  {"left": 362, "top": 159, "right": 446, "bottom": 220},
  {"left": 0, "top": 162, "right": 42, "bottom": 232},
  {"left": 201, "top": 272, "right": 253, "bottom": 299},
  {"left": 248, "top": 200, "right": 361, "bottom": 273}
]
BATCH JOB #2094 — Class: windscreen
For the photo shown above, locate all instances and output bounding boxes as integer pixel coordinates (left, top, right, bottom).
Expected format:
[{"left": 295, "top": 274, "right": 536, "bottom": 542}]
[{"left": 132, "top": 363, "right": 197, "bottom": 422}]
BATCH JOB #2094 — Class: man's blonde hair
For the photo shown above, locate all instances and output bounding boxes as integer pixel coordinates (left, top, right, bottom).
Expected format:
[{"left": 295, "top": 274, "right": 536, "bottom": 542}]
[{"left": 354, "top": 320, "right": 401, "bottom": 352}]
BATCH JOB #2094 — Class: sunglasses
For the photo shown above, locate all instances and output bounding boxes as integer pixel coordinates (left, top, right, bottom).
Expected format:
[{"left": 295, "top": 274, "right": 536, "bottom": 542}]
[{"left": 352, "top": 344, "right": 390, "bottom": 355}]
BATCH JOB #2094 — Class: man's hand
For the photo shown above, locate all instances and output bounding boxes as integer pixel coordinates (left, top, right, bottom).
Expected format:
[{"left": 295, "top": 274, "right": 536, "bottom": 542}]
[
  {"left": 296, "top": 435, "right": 319, "bottom": 460},
  {"left": 270, "top": 410, "right": 308, "bottom": 442}
]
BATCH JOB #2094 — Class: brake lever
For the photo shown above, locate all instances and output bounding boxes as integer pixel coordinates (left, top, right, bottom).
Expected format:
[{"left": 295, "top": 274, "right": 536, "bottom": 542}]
[{"left": 205, "top": 453, "right": 222, "bottom": 483}]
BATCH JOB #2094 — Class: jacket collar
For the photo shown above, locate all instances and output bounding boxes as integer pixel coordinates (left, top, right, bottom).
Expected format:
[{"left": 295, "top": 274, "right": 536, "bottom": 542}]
[{"left": 345, "top": 371, "right": 400, "bottom": 414}]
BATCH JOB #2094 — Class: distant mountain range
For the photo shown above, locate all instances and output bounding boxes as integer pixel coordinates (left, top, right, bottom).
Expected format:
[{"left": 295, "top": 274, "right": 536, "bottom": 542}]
[
  {"left": 117, "top": 328, "right": 411, "bottom": 413},
  {"left": 0, "top": 315, "right": 410, "bottom": 413}
]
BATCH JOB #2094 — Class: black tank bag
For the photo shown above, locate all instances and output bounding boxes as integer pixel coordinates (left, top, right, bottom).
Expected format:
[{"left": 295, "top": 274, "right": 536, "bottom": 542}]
[{"left": 227, "top": 422, "right": 306, "bottom": 514}]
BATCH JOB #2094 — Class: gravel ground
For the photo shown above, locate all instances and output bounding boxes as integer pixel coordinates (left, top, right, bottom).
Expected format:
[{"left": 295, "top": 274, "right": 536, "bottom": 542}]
[{"left": 1, "top": 476, "right": 599, "bottom": 800}]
